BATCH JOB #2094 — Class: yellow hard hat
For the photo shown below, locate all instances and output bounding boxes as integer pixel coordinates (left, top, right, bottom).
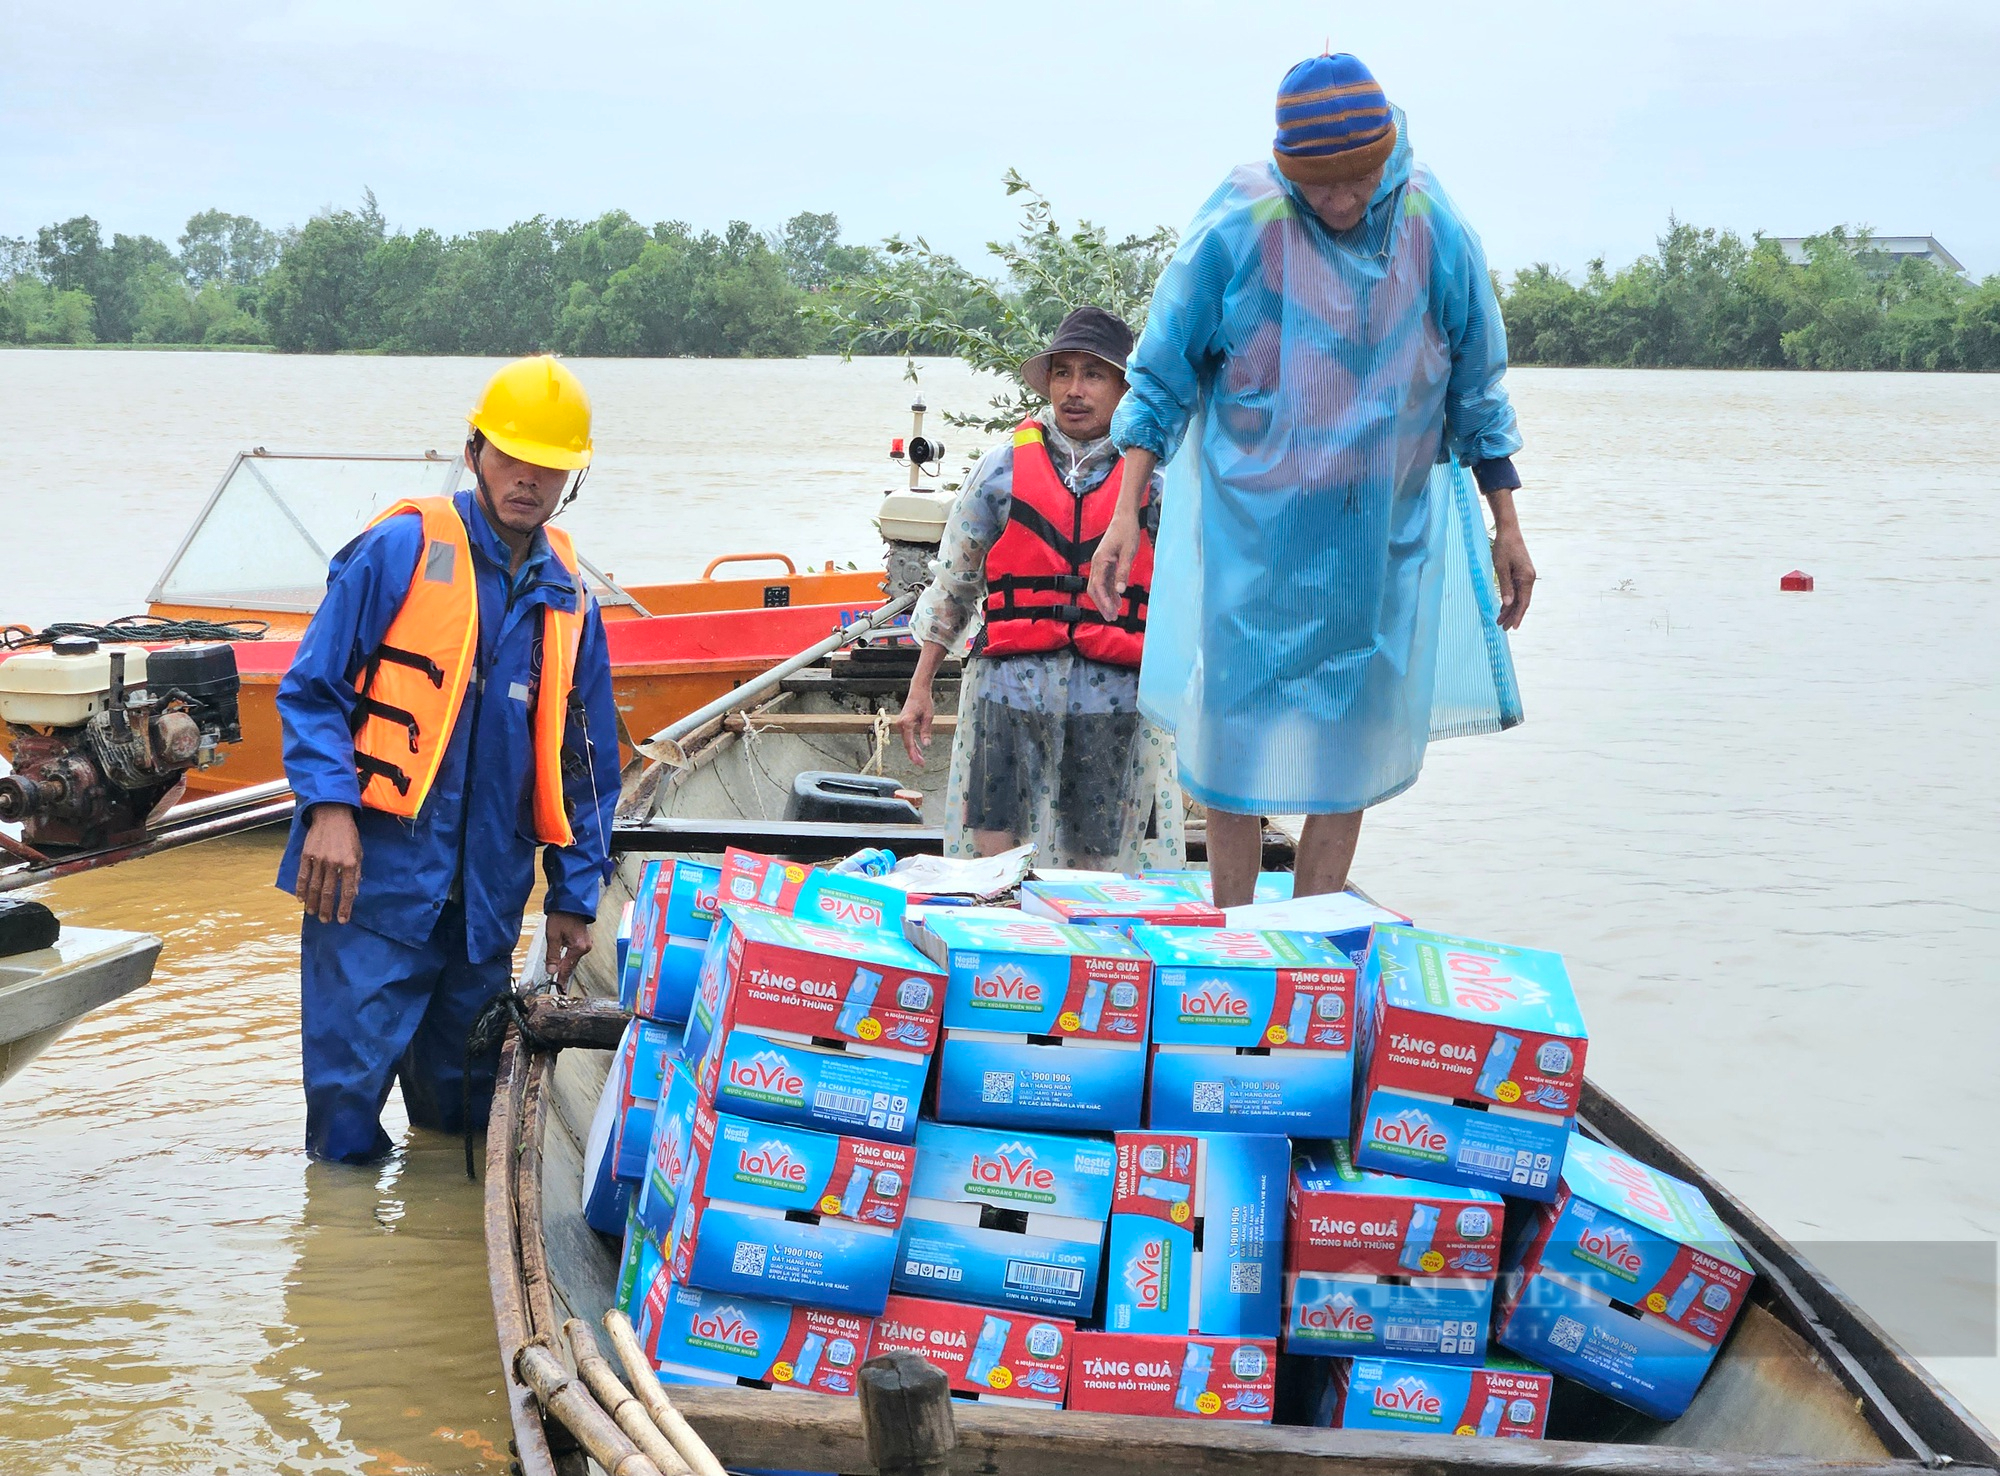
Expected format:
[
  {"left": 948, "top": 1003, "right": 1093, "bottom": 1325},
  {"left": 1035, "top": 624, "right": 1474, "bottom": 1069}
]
[{"left": 467, "top": 355, "right": 593, "bottom": 471}]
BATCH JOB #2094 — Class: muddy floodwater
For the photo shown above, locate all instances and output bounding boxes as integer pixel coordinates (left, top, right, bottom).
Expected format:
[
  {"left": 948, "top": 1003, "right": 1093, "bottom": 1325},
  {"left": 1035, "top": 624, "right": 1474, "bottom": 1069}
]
[{"left": 2, "top": 351, "right": 1997, "bottom": 1473}]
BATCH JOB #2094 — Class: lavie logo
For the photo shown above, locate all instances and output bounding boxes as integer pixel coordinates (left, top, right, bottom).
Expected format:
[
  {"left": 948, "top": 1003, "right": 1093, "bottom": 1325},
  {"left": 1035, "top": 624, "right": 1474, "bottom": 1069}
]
[
  {"left": 739, "top": 1141, "right": 809, "bottom": 1186},
  {"left": 1373, "top": 1376, "right": 1442, "bottom": 1415},
  {"left": 1370, "top": 1109, "right": 1447, "bottom": 1153},
  {"left": 1124, "top": 1238, "right": 1167, "bottom": 1309},
  {"left": 1299, "top": 1293, "right": 1375, "bottom": 1335},
  {"left": 688, "top": 1306, "right": 759, "bottom": 1353},
  {"left": 1577, "top": 1223, "right": 1645, "bottom": 1275},
  {"left": 815, "top": 892, "right": 886, "bottom": 929},
  {"left": 1445, "top": 951, "right": 1550, "bottom": 1013},
  {"left": 727, "top": 1051, "right": 804, "bottom": 1098},
  {"left": 971, "top": 1143, "right": 1055, "bottom": 1191},
  {"left": 1178, "top": 984, "right": 1250, "bottom": 1021},
  {"left": 1597, "top": 1147, "right": 1673, "bottom": 1224},
  {"left": 972, "top": 967, "right": 1041, "bottom": 1004}
]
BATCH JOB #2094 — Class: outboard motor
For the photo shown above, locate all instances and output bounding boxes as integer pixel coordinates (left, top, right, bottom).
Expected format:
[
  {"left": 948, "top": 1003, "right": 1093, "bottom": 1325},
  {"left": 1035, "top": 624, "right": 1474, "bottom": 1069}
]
[{"left": 0, "top": 638, "right": 242, "bottom": 851}]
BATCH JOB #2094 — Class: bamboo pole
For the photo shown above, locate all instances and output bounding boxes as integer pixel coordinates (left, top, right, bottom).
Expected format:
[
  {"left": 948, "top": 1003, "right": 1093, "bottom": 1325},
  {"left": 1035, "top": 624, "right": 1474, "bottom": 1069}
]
[
  {"left": 566, "top": 1318, "right": 693, "bottom": 1476},
  {"left": 602, "top": 1309, "right": 728, "bottom": 1476},
  {"left": 515, "top": 1342, "right": 663, "bottom": 1476}
]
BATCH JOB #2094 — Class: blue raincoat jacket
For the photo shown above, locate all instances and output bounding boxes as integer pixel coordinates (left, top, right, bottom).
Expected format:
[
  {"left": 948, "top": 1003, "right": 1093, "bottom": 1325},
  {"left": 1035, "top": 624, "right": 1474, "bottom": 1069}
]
[
  {"left": 275, "top": 490, "right": 622, "bottom": 961},
  {"left": 1112, "top": 113, "right": 1525, "bottom": 815}
]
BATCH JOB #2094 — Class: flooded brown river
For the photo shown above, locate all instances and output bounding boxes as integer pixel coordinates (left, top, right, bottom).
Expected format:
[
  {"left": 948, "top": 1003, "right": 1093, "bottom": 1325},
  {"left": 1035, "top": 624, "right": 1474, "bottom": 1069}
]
[{"left": 2, "top": 352, "right": 1996, "bottom": 1472}]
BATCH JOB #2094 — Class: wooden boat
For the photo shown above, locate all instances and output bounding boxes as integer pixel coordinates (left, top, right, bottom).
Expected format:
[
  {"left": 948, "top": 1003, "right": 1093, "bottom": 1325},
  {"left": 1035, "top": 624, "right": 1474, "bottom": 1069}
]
[
  {"left": 3, "top": 450, "right": 891, "bottom": 798},
  {"left": 486, "top": 653, "right": 2000, "bottom": 1475},
  {"left": 0, "top": 921, "right": 160, "bottom": 1087}
]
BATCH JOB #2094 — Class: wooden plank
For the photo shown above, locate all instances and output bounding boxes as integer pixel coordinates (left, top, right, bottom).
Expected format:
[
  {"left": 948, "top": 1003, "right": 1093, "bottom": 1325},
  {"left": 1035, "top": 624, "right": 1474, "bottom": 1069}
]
[
  {"left": 661, "top": 1381, "right": 1943, "bottom": 1476},
  {"left": 723, "top": 712, "right": 957, "bottom": 735},
  {"left": 613, "top": 817, "right": 944, "bottom": 859}
]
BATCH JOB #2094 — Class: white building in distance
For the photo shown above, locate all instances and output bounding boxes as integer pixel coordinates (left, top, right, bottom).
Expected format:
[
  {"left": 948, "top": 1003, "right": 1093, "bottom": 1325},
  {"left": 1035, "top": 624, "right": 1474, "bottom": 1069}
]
[{"left": 1772, "top": 235, "right": 1966, "bottom": 276}]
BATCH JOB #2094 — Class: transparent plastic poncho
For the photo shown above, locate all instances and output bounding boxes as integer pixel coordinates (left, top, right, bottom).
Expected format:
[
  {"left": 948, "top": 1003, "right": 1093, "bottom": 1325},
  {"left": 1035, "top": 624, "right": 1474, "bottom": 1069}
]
[{"left": 1113, "top": 115, "right": 1525, "bottom": 815}]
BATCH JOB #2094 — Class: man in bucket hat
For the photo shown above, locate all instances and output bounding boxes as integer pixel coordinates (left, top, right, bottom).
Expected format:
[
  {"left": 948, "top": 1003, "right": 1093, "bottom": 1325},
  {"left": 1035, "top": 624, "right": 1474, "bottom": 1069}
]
[
  {"left": 1090, "top": 52, "right": 1536, "bottom": 905},
  {"left": 895, "top": 307, "right": 1182, "bottom": 871}
]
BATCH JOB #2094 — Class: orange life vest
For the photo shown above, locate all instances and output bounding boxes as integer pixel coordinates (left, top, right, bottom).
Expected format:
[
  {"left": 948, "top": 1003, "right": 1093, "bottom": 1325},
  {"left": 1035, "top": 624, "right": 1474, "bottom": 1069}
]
[
  {"left": 980, "top": 420, "right": 1152, "bottom": 667},
  {"left": 350, "top": 497, "right": 586, "bottom": 847}
]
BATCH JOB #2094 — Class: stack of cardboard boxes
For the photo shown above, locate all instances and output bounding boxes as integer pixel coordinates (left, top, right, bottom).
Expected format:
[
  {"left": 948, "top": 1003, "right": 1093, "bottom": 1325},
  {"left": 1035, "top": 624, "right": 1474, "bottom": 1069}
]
[{"left": 586, "top": 860, "right": 1753, "bottom": 1435}]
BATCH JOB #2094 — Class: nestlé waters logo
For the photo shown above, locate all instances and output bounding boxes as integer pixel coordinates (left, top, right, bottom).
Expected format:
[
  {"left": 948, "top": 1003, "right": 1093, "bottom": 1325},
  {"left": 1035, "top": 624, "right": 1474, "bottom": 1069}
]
[
  {"left": 1373, "top": 1375, "right": 1442, "bottom": 1416},
  {"left": 728, "top": 1050, "right": 805, "bottom": 1099},
  {"left": 970, "top": 1141, "right": 1055, "bottom": 1192}
]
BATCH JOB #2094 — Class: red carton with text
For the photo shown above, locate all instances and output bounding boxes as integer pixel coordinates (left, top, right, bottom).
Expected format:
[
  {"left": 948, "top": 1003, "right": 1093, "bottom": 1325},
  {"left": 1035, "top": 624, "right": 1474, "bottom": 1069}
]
[
  {"left": 870, "top": 1294, "right": 1074, "bottom": 1406},
  {"left": 1065, "top": 1332, "right": 1276, "bottom": 1421}
]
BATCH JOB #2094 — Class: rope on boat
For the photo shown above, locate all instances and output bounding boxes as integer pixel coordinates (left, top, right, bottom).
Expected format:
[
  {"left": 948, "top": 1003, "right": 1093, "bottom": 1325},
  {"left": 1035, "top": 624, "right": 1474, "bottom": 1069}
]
[
  {"left": 463, "top": 976, "right": 560, "bottom": 1180},
  {"left": 0, "top": 615, "right": 273, "bottom": 649}
]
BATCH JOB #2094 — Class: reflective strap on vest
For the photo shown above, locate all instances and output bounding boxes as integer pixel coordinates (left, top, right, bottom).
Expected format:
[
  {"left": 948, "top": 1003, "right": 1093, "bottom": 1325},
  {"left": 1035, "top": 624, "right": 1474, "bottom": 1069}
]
[
  {"left": 529, "top": 525, "right": 587, "bottom": 849},
  {"left": 352, "top": 499, "right": 478, "bottom": 819}
]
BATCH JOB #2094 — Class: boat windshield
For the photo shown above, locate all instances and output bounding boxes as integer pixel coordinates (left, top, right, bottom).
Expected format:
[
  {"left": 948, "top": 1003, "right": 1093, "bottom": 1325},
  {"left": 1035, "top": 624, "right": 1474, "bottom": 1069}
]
[{"left": 148, "top": 452, "right": 640, "bottom": 613}]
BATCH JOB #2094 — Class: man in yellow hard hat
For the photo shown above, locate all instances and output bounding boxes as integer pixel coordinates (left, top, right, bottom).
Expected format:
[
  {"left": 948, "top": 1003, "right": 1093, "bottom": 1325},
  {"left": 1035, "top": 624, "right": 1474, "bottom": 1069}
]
[{"left": 276, "top": 355, "right": 623, "bottom": 1163}]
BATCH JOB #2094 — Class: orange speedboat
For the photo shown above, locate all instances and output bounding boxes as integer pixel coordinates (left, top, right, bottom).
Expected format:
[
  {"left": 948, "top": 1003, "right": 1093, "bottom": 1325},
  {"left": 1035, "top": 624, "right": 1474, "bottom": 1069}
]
[{"left": 54, "top": 450, "right": 895, "bottom": 797}]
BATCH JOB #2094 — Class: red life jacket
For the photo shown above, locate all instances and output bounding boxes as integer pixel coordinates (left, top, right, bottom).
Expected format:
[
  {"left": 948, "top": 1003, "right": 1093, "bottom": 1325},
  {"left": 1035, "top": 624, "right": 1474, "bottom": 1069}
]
[{"left": 980, "top": 420, "right": 1153, "bottom": 667}]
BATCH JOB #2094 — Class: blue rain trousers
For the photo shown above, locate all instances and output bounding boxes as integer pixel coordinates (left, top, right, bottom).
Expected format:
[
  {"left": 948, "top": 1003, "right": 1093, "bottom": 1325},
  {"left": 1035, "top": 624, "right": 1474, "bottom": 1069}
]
[
  {"left": 1112, "top": 111, "right": 1525, "bottom": 816},
  {"left": 301, "top": 899, "right": 509, "bottom": 1163}
]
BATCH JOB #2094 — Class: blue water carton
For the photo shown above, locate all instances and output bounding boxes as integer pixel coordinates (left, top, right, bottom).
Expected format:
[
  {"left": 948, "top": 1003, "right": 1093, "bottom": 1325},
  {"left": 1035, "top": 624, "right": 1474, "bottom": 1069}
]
[
  {"left": 1284, "top": 1272, "right": 1494, "bottom": 1366},
  {"left": 1350, "top": 925, "right": 1588, "bottom": 1201},
  {"left": 1135, "top": 926, "right": 1357, "bottom": 1134},
  {"left": 658, "top": 1102, "right": 911, "bottom": 1315},
  {"left": 639, "top": 1273, "right": 876, "bottom": 1397},
  {"left": 634, "top": 1059, "right": 702, "bottom": 1244},
  {"left": 692, "top": 1023, "right": 926, "bottom": 1144},
  {"left": 609, "top": 1018, "right": 681, "bottom": 1181},
  {"left": 628, "top": 858, "right": 723, "bottom": 1022},
  {"left": 1104, "top": 1130, "right": 1288, "bottom": 1337},
  {"left": 1314, "top": 1354, "right": 1552, "bottom": 1436},
  {"left": 920, "top": 910, "right": 1153, "bottom": 1130},
  {"left": 793, "top": 869, "right": 908, "bottom": 934},
  {"left": 1215, "top": 889, "right": 1410, "bottom": 967},
  {"left": 1141, "top": 870, "right": 1295, "bottom": 905},
  {"left": 1019, "top": 879, "right": 1224, "bottom": 937},
  {"left": 581, "top": 1050, "right": 636, "bottom": 1236},
  {"left": 894, "top": 1121, "right": 1115, "bottom": 1319},
  {"left": 1494, "top": 1133, "right": 1754, "bottom": 1420}
]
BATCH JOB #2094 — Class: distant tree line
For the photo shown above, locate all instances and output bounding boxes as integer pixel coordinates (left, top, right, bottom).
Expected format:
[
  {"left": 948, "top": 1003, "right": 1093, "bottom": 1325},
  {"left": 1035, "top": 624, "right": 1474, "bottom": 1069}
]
[{"left": 3, "top": 188, "right": 1996, "bottom": 370}]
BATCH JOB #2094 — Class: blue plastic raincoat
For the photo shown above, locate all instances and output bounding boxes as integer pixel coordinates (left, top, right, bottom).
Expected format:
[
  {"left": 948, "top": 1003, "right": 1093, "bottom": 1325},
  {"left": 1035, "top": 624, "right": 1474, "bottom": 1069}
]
[
  {"left": 1112, "top": 113, "right": 1525, "bottom": 815},
  {"left": 276, "top": 490, "right": 621, "bottom": 1161}
]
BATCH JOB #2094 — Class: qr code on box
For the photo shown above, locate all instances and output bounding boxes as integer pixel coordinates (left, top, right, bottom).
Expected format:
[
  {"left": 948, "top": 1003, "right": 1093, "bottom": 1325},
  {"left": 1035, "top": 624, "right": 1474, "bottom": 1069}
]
[
  {"left": 1229, "top": 1261, "right": 1262, "bottom": 1294},
  {"left": 731, "top": 1242, "right": 768, "bottom": 1277},
  {"left": 982, "top": 1071, "right": 1017, "bottom": 1104},
  {"left": 1192, "top": 1081, "right": 1225, "bottom": 1114},
  {"left": 1549, "top": 1315, "right": 1585, "bottom": 1354}
]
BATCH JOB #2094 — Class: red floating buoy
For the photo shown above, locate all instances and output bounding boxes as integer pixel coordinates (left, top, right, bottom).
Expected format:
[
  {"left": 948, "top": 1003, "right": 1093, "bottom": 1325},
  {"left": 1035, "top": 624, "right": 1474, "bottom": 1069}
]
[{"left": 1780, "top": 570, "right": 1814, "bottom": 592}]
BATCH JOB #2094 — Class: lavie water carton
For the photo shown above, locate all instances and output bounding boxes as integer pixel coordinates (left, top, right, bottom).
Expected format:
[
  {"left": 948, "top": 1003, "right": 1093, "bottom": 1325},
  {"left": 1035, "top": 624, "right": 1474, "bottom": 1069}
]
[
  {"left": 660, "top": 1107, "right": 903, "bottom": 1315},
  {"left": 1495, "top": 1133, "right": 1753, "bottom": 1420},
  {"left": 698, "top": 1026, "right": 925, "bottom": 1144},
  {"left": 1020, "top": 879, "right": 1224, "bottom": 936},
  {"left": 1288, "top": 1142, "right": 1506, "bottom": 1280},
  {"left": 635, "top": 1057, "right": 701, "bottom": 1242},
  {"left": 614, "top": 1019, "right": 681, "bottom": 1181},
  {"left": 682, "top": 907, "right": 945, "bottom": 1064},
  {"left": 1104, "top": 1130, "right": 1287, "bottom": 1337},
  {"left": 1320, "top": 1355, "right": 1552, "bottom": 1436},
  {"left": 922, "top": 911, "right": 1153, "bottom": 1130},
  {"left": 870, "top": 1294, "right": 1074, "bottom": 1406},
  {"left": 1352, "top": 925, "right": 1587, "bottom": 1201},
  {"left": 1136, "top": 926, "right": 1357, "bottom": 1133},
  {"left": 894, "top": 1121, "right": 1115, "bottom": 1319},
  {"left": 623, "top": 859, "right": 724, "bottom": 1022},
  {"left": 1219, "top": 889, "right": 1410, "bottom": 967},
  {"left": 1066, "top": 1333, "right": 1276, "bottom": 1421},
  {"left": 1142, "top": 869, "right": 1295, "bottom": 905},
  {"left": 640, "top": 1274, "right": 875, "bottom": 1396},
  {"left": 1284, "top": 1273, "right": 1494, "bottom": 1366},
  {"left": 582, "top": 1046, "right": 636, "bottom": 1235},
  {"left": 718, "top": 846, "right": 814, "bottom": 914}
]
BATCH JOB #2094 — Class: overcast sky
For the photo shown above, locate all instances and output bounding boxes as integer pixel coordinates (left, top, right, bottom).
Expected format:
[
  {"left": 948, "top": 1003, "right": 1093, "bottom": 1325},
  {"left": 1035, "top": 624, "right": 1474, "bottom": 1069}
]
[{"left": 6, "top": 0, "right": 1998, "bottom": 279}]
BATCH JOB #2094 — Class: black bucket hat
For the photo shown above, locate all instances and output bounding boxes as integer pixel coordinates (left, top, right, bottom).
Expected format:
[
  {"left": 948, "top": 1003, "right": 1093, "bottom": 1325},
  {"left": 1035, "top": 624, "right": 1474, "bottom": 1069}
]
[{"left": 1020, "top": 306, "right": 1136, "bottom": 398}]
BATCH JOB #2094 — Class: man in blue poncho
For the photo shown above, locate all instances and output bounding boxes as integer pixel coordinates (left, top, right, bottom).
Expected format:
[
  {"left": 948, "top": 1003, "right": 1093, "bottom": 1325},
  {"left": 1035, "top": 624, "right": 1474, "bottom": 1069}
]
[{"left": 1089, "top": 52, "right": 1536, "bottom": 907}]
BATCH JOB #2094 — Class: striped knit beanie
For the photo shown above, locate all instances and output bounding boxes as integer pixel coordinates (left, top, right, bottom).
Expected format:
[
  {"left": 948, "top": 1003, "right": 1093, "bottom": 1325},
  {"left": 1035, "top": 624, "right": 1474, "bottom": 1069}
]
[{"left": 1273, "top": 53, "right": 1397, "bottom": 184}]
